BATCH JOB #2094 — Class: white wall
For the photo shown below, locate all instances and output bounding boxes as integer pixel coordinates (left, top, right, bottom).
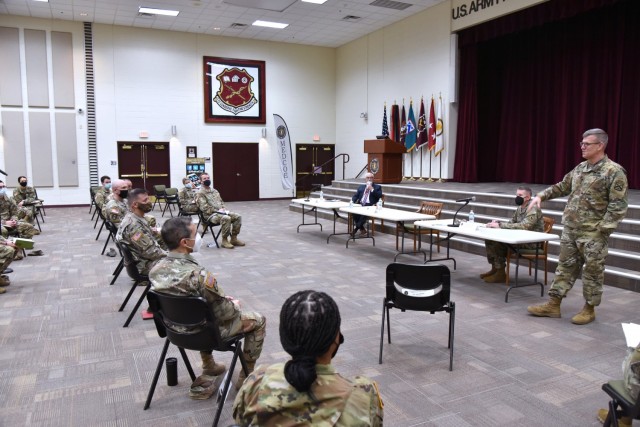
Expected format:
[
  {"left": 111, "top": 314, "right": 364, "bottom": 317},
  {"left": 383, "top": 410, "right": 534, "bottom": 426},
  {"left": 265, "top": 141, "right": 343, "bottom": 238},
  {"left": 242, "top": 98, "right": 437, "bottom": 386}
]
[{"left": 335, "top": 1, "right": 457, "bottom": 180}]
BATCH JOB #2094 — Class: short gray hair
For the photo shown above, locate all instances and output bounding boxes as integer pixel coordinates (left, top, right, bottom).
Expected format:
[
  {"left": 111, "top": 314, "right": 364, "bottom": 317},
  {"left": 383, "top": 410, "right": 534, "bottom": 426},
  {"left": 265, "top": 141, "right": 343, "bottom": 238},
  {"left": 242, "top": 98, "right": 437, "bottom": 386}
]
[{"left": 583, "top": 128, "right": 608, "bottom": 146}]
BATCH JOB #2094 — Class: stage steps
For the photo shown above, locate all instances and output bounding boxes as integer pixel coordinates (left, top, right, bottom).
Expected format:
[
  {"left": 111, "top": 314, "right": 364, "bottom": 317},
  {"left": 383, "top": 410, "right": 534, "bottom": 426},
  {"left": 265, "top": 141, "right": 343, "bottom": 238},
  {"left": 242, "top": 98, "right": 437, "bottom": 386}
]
[{"left": 289, "top": 180, "right": 640, "bottom": 292}]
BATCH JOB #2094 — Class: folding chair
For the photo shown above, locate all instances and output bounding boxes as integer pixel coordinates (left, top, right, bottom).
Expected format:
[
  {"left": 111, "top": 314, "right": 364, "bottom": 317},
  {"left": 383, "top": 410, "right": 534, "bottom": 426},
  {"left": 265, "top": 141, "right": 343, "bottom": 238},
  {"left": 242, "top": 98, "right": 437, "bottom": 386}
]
[
  {"left": 601, "top": 379, "right": 640, "bottom": 427},
  {"left": 396, "top": 201, "right": 443, "bottom": 252},
  {"left": 162, "top": 188, "right": 179, "bottom": 217},
  {"left": 144, "top": 290, "right": 249, "bottom": 427},
  {"left": 116, "top": 242, "right": 150, "bottom": 328},
  {"left": 152, "top": 185, "right": 167, "bottom": 212},
  {"left": 197, "top": 210, "right": 222, "bottom": 249},
  {"left": 506, "top": 216, "right": 555, "bottom": 286},
  {"left": 380, "top": 263, "right": 455, "bottom": 371},
  {"left": 101, "top": 220, "right": 118, "bottom": 255}
]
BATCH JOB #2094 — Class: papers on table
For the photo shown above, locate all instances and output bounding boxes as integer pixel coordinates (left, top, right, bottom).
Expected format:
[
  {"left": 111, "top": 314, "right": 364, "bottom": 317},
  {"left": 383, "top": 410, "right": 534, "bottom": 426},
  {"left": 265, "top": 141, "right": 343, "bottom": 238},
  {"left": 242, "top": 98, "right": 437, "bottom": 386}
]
[{"left": 622, "top": 323, "right": 640, "bottom": 348}]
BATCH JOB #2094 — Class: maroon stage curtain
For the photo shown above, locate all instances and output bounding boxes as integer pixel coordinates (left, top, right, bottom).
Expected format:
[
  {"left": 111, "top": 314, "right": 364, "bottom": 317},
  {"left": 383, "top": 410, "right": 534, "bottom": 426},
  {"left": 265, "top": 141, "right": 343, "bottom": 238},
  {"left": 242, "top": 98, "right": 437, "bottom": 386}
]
[{"left": 454, "top": 0, "right": 640, "bottom": 189}]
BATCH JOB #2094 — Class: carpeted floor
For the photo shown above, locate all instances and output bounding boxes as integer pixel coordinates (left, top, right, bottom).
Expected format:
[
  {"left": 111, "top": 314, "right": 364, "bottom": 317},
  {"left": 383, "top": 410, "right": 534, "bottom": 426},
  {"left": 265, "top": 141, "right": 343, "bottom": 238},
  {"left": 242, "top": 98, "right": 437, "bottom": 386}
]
[{"left": 0, "top": 200, "right": 637, "bottom": 426}]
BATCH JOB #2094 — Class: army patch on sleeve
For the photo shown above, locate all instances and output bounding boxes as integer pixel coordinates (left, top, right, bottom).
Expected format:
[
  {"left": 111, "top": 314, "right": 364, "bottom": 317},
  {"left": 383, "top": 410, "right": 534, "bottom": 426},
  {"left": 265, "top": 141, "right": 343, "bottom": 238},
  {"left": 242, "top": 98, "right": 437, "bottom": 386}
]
[
  {"left": 614, "top": 182, "right": 624, "bottom": 192},
  {"left": 202, "top": 270, "right": 218, "bottom": 291},
  {"left": 132, "top": 231, "right": 143, "bottom": 242}
]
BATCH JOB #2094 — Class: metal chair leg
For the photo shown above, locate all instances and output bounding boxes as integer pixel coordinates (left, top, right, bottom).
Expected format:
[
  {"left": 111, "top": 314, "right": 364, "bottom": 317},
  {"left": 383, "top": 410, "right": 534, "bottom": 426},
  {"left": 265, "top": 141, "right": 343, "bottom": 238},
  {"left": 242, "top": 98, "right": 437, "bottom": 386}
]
[{"left": 144, "top": 338, "right": 170, "bottom": 410}]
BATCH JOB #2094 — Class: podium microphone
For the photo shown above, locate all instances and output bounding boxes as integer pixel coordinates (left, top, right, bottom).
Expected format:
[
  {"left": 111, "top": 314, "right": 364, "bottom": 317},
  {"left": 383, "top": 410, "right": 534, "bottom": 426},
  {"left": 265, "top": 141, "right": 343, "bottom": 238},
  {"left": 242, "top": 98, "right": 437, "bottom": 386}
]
[{"left": 449, "top": 196, "right": 476, "bottom": 227}]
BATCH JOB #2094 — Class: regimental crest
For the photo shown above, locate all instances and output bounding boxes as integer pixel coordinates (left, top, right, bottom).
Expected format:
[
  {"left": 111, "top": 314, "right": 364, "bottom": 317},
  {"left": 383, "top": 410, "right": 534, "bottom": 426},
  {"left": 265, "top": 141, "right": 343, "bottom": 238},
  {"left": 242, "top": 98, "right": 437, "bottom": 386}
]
[
  {"left": 276, "top": 125, "right": 287, "bottom": 139},
  {"left": 213, "top": 67, "right": 258, "bottom": 115},
  {"left": 369, "top": 158, "right": 380, "bottom": 174}
]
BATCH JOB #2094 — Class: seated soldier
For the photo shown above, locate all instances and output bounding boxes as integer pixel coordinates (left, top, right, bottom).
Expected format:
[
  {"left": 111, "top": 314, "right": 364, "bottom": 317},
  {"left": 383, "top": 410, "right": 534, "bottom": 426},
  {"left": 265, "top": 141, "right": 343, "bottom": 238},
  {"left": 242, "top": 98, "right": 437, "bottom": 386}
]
[
  {"left": 122, "top": 179, "right": 159, "bottom": 229},
  {"left": 12, "top": 176, "right": 40, "bottom": 224},
  {"left": 102, "top": 179, "right": 129, "bottom": 227},
  {"left": 597, "top": 343, "right": 640, "bottom": 427},
  {"left": 233, "top": 290, "right": 383, "bottom": 426},
  {"left": 115, "top": 188, "right": 166, "bottom": 276},
  {"left": 94, "top": 175, "right": 111, "bottom": 211},
  {"left": 178, "top": 177, "right": 198, "bottom": 214},
  {"left": 195, "top": 173, "right": 244, "bottom": 249},
  {"left": 0, "top": 236, "right": 18, "bottom": 293},
  {"left": 150, "top": 217, "right": 265, "bottom": 399},
  {"left": 0, "top": 180, "right": 41, "bottom": 259}
]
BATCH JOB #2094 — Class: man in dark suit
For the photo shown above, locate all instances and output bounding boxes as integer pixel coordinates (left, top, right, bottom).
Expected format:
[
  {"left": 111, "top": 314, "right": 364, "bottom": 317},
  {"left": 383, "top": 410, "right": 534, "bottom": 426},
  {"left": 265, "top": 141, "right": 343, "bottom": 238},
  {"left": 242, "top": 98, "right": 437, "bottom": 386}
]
[{"left": 351, "top": 172, "right": 383, "bottom": 236}]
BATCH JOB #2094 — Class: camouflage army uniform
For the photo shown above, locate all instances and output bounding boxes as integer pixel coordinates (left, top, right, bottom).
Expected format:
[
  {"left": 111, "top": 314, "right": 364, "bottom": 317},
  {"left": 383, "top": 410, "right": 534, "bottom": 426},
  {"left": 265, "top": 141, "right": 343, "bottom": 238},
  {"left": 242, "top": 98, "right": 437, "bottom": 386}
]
[
  {"left": 233, "top": 362, "right": 383, "bottom": 426},
  {"left": 0, "top": 195, "right": 40, "bottom": 239},
  {"left": 178, "top": 186, "right": 199, "bottom": 214},
  {"left": 0, "top": 236, "right": 17, "bottom": 273},
  {"left": 485, "top": 199, "right": 543, "bottom": 269},
  {"left": 11, "top": 186, "right": 38, "bottom": 223},
  {"left": 537, "top": 155, "right": 628, "bottom": 306},
  {"left": 196, "top": 187, "right": 242, "bottom": 239},
  {"left": 623, "top": 344, "right": 640, "bottom": 401},
  {"left": 115, "top": 212, "right": 167, "bottom": 275},
  {"left": 103, "top": 196, "right": 127, "bottom": 226},
  {"left": 149, "top": 253, "right": 265, "bottom": 364},
  {"left": 94, "top": 187, "right": 111, "bottom": 211}
]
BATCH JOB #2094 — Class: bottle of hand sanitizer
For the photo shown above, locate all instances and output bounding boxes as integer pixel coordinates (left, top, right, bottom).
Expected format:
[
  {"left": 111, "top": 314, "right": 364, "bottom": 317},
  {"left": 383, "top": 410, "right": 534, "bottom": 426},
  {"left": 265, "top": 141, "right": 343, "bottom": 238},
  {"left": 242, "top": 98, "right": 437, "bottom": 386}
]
[{"left": 469, "top": 210, "right": 475, "bottom": 223}]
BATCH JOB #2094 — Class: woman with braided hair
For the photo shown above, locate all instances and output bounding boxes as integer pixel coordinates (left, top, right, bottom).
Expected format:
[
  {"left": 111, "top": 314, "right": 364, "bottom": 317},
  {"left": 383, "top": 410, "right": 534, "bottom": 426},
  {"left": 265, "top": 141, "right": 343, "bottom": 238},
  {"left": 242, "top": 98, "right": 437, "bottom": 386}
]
[{"left": 233, "top": 290, "right": 383, "bottom": 426}]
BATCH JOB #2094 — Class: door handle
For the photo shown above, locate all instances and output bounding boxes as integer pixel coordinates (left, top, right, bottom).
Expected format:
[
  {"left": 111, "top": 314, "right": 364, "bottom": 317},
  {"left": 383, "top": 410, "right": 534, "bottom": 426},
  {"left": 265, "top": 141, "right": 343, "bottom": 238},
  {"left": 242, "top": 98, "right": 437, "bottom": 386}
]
[
  {"left": 121, "top": 174, "right": 143, "bottom": 178},
  {"left": 146, "top": 173, "right": 168, "bottom": 177}
]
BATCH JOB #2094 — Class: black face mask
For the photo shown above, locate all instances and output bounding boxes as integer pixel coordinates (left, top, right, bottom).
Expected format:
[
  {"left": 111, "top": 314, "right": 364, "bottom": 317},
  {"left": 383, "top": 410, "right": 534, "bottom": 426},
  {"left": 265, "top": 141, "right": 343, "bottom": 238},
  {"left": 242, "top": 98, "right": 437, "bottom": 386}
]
[
  {"left": 515, "top": 196, "right": 525, "bottom": 206},
  {"left": 20, "top": 181, "right": 27, "bottom": 187},
  {"left": 119, "top": 189, "right": 129, "bottom": 199},
  {"left": 203, "top": 180, "right": 211, "bottom": 187},
  {"left": 331, "top": 332, "right": 344, "bottom": 359}
]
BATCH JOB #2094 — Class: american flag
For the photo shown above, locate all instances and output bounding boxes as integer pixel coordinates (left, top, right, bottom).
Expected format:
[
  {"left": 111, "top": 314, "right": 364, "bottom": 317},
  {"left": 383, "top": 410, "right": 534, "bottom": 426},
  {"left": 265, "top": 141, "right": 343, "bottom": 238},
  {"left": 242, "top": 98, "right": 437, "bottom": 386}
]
[{"left": 382, "top": 104, "right": 389, "bottom": 137}]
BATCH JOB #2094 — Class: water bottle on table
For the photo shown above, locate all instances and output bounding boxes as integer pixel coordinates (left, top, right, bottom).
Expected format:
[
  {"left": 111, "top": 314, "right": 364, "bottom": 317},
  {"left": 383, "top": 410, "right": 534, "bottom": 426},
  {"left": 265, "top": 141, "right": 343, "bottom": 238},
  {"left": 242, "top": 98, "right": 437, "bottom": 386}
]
[
  {"left": 469, "top": 210, "right": 475, "bottom": 223},
  {"left": 376, "top": 199, "right": 382, "bottom": 212}
]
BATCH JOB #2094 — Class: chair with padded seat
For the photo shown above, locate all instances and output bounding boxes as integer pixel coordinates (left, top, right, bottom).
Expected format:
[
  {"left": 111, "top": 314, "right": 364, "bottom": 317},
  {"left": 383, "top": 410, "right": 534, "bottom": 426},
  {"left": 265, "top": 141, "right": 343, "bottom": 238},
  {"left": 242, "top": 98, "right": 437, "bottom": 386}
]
[
  {"left": 197, "top": 209, "right": 222, "bottom": 249},
  {"left": 116, "top": 242, "right": 151, "bottom": 328},
  {"left": 144, "top": 290, "right": 249, "bottom": 427},
  {"left": 152, "top": 185, "right": 168, "bottom": 212},
  {"left": 506, "top": 216, "right": 555, "bottom": 286},
  {"left": 89, "top": 186, "right": 101, "bottom": 217},
  {"left": 396, "top": 201, "right": 443, "bottom": 252},
  {"left": 161, "top": 187, "right": 179, "bottom": 217},
  {"left": 379, "top": 263, "right": 455, "bottom": 371},
  {"left": 601, "top": 379, "right": 640, "bottom": 427}
]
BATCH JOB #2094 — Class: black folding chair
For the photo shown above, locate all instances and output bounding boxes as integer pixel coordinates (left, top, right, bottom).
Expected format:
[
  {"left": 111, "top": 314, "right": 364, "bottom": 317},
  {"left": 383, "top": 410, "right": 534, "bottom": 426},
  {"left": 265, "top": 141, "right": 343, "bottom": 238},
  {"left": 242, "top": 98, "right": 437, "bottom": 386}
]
[
  {"left": 101, "top": 220, "right": 118, "bottom": 255},
  {"left": 601, "top": 379, "right": 640, "bottom": 427},
  {"left": 152, "top": 185, "right": 167, "bottom": 212},
  {"left": 162, "top": 188, "right": 179, "bottom": 217},
  {"left": 380, "top": 263, "right": 455, "bottom": 371},
  {"left": 197, "top": 210, "right": 222, "bottom": 249},
  {"left": 144, "top": 290, "right": 249, "bottom": 427},
  {"left": 116, "top": 242, "right": 150, "bottom": 328}
]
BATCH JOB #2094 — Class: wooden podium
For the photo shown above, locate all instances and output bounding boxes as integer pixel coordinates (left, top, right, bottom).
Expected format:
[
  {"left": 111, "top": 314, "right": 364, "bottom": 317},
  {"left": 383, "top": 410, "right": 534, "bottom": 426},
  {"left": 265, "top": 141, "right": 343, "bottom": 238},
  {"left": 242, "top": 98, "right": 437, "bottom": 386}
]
[{"left": 364, "top": 138, "right": 405, "bottom": 184}]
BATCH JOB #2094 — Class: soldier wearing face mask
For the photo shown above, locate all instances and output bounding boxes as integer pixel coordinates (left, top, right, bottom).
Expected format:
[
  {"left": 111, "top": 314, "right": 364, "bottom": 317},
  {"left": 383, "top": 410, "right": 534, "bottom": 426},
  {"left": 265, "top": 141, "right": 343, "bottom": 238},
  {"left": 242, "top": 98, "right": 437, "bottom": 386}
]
[
  {"left": 0, "top": 180, "right": 41, "bottom": 260},
  {"left": 94, "top": 176, "right": 112, "bottom": 211},
  {"left": 102, "top": 179, "right": 130, "bottom": 226},
  {"left": 481, "top": 186, "right": 543, "bottom": 283},
  {"left": 150, "top": 217, "right": 265, "bottom": 400},
  {"left": 115, "top": 188, "right": 167, "bottom": 276},
  {"left": 12, "top": 175, "right": 41, "bottom": 223},
  {"left": 178, "top": 177, "right": 199, "bottom": 214}
]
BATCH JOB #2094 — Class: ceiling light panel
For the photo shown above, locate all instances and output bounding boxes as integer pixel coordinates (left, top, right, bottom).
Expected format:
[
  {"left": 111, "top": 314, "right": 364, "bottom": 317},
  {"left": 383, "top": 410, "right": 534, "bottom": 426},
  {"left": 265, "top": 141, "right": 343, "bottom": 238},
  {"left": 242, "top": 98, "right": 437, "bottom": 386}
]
[
  {"left": 252, "top": 20, "right": 288, "bottom": 29},
  {"left": 138, "top": 7, "right": 180, "bottom": 17}
]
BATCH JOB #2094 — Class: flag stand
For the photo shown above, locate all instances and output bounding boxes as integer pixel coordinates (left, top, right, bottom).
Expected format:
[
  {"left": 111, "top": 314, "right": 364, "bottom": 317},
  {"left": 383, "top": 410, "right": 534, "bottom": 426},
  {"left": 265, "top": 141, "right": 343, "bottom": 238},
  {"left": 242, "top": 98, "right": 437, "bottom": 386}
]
[
  {"left": 426, "top": 150, "right": 434, "bottom": 182},
  {"left": 402, "top": 153, "right": 410, "bottom": 181},
  {"left": 437, "top": 155, "right": 444, "bottom": 182},
  {"left": 408, "top": 151, "right": 416, "bottom": 180},
  {"left": 417, "top": 148, "right": 426, "bottom": 181}
]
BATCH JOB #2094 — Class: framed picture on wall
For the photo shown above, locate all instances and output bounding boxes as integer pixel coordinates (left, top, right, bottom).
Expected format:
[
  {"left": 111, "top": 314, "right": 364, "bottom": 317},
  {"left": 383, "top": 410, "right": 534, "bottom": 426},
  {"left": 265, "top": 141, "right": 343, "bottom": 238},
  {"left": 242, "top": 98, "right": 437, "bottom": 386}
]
[
  {"left": 203, "top": 56, "right": 266, "bottom": 124},
  {"left": 187, "top": 146, "right": 197, "bottom": 158}
]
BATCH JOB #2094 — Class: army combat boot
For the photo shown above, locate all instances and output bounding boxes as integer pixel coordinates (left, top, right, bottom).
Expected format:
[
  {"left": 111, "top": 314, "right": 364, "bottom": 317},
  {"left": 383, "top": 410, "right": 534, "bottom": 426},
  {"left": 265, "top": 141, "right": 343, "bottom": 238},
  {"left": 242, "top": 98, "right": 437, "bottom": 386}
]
[
  {"left": 571, "top": 303, "right": 595, "bottom": 325},
  {"left": 220, "top": 236, "right": 234, "bottom": 249},
  {"left": 484, "top": 267, "right": 506, "bottom": 283},
  {"left": 479, "top": 267, "right": 496, "bottom": 279},
  {"left": 235, "top": 360, "right": 256, "bottom": 390},
  {"left": 230, "top": 235, "right": 245, "bottom": 247},
  {"left": 597, "top": 409, "right": 631, "bottom": 426},
  {"left": 527, "top": 295, "right": 562, "bottom": 318},
  {"left": 201, "top": 353, "right": 226, "bottom": 376}
]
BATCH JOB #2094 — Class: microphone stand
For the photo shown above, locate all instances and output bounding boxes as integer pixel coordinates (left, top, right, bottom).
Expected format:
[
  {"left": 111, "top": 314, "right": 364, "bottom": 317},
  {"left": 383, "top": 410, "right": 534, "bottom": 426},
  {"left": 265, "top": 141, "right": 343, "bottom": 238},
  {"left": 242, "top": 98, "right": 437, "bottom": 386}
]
[
  {"left": 448, "top": 200, "right": 471, "bottom": 227},
  {"left": 304, "top": 184, "right": 322, "bottom": 201}
]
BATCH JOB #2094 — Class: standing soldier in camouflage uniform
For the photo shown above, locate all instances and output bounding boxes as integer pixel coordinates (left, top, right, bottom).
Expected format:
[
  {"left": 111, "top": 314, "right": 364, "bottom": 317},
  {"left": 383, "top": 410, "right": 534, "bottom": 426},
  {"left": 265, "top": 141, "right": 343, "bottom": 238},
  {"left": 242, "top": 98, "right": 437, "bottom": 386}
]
[
  {"left": 527, "top": 129, "right": 628, "bottom": 325},
  {"left": 195, "top": 173, "right": 244, "bottom": 249},
  {"left": 178, "top": 177, "right": 199, "bottom": 214},
  {"left": 12, "top": 176, "right": 39, "bottom": 224},
  {"left": 150, "top": 217, "right": 265, "bottom": 399},
  {"left": 94, "top": 175, "right": 111, "bottom": 211},
  {"left": 103, "top": 179, "right": 130, "bottom": 226},
  {"left": 0, "top": 180, "right": 40, "bottom": 261},
  {"left": 233, "top": 290, "right": 383, "bottom": 426},
  {"left": 0, "top": 236, "right": 18, "bottom": 293},
  {"left": 115, "top": 189, "right": 167, "bottom": 276},
  {"left": 481, "top": 186, "right": 543, "bottom": 283}
]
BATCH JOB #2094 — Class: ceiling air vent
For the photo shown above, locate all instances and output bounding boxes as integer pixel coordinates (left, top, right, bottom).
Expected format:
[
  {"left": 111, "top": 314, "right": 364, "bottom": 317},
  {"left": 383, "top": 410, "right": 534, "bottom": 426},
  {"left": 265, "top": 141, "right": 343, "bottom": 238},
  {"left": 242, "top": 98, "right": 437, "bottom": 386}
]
[
  {"left": 229, "top": 23, "right": 248, "bottom": 29},
  {"left": 369, "top": 0, "right": 413, "bottom": 11},
  {"left": 137, "top": 12, "right": 154, "bottom": 17},
  {"left": 342, "top": 15, "right": 362, "bottom": 22}
]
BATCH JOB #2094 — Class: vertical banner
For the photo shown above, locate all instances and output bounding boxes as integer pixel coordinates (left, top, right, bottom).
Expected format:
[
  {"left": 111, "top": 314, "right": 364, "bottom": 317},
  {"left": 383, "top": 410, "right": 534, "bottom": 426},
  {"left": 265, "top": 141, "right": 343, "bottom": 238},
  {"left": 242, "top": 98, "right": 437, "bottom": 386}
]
[{"left": 273, "top": 114, "right": 294, "bottom": 190}]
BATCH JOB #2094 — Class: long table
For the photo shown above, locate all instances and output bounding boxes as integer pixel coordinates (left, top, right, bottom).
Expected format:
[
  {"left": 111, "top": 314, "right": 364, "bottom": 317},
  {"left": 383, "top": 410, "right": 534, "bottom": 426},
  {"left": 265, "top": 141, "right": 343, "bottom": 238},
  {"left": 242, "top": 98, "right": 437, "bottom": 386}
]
[
  {"left": 414, "top": 219, "right": 560, "bottom": 302},
  {"left": 291, "top": 198, "right": 351, "bottom": 242},
  {"left": 339, "top": 205, "right": 435, "bottom": 260}
]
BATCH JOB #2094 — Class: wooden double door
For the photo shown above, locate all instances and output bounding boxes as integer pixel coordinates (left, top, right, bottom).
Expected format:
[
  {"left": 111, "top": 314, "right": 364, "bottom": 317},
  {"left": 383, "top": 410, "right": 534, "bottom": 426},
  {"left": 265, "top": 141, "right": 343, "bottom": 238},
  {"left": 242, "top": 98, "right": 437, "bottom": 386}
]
[
  {"left": 211, "top": 143, "right": 259, "bottom": 202},
  {"left": 117, "top": 142, "right": 170, "bottom": 193},
  {"left": 295, "top": 144, "right": 335, "bottom": 198}
]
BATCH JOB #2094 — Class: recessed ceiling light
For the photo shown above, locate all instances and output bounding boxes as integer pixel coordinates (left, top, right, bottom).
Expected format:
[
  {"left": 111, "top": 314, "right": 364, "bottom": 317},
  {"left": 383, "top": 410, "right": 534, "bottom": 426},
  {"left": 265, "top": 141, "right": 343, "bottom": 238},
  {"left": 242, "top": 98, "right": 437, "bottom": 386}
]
[
  {"left": 80, "top": 12, "right": 88, "bottom": 16},
  {"left": 32, "top": 0, "right": 49, "bottom": 3},
  {"left": 302, "top": 0, "right": 328, "bottom": 4},
  {"left": 213, "top": 27, "right": 221, "bottom": 30},
  {"left": 252, "top": 20, "right": 288, "bottom": 29},
  {"left": 138, "top": 7, "right": 180, "bottom": 17}
]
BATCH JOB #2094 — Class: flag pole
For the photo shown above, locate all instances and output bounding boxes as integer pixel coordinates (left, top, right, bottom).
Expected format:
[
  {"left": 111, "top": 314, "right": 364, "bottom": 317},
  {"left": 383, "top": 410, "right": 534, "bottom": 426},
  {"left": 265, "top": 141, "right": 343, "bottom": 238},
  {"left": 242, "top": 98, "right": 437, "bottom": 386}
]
[
  {"left": 438, "top": 154, "right": 444, "bottom": 182},
  {"left": 409, "top": 150, "right": 416, "bottom": 180},
  {"left": 418, "top": 148, "right": 426, "bottom": 181},
  {"left": 427, "top": 150, "right": 434, "bottom": 182}
]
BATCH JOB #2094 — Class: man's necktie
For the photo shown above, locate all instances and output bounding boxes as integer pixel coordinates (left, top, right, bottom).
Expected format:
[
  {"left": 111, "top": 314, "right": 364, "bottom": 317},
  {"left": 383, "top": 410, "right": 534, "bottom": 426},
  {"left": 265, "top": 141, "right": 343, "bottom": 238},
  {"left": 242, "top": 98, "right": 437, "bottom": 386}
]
[{"left": 363, "top": 189, "right": 370, "bottom": 204}]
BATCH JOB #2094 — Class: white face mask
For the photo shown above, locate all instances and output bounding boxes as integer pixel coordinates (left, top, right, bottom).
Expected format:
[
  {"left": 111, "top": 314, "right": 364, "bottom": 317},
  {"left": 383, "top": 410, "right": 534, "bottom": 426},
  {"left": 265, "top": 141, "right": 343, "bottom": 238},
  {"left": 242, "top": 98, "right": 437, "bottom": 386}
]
[
  {"left": 0, "top": 188, "right": 5, "bottom": 197},
  {"left": 366, "top": 180, "right": 373, "bottom": 186},
  {"left": 187, "top": 233, "right": 202, "bottom": 253}
]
